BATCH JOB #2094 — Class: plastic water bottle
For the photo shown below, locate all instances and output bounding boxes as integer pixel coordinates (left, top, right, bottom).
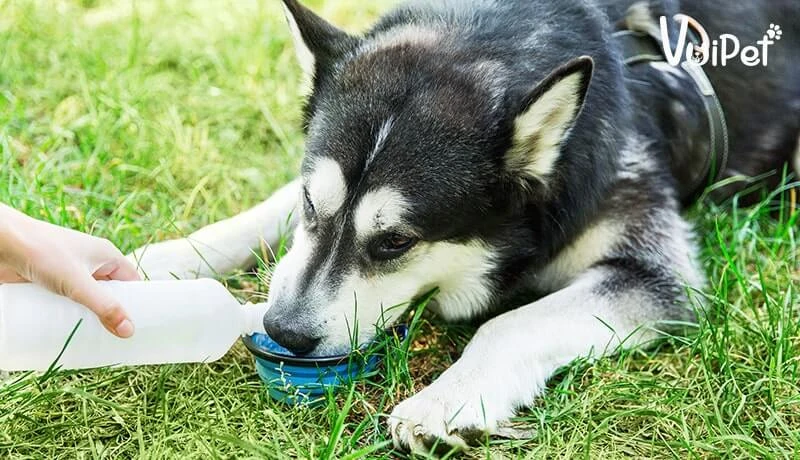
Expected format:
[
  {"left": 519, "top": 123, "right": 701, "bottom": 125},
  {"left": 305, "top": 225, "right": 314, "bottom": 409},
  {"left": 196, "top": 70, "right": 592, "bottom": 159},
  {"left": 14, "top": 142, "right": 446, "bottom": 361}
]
[{"left": 0, "top": 279, "right": 268, "bottom": 371}]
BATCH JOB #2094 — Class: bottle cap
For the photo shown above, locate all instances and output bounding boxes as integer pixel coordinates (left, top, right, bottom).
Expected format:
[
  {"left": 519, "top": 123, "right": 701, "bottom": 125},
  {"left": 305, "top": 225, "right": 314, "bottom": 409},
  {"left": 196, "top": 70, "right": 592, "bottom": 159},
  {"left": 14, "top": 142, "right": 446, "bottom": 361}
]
[{"left": 241, "top": 303, "right": 269, "bottom": 336}]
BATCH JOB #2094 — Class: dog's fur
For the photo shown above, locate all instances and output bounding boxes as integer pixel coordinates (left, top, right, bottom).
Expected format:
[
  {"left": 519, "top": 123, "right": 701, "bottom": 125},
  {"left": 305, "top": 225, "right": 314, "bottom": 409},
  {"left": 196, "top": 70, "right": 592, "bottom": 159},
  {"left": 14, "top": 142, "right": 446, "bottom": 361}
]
[{"left": 131, "top": 0, "right": 800, "bottom": 453}]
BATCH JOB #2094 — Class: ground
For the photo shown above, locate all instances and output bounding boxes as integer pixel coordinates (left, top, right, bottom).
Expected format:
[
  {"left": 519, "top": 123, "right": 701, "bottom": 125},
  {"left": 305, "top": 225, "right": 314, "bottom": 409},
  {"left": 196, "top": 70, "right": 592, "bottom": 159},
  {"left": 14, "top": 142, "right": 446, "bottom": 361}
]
[{"left": 1, "top": 0, "right": 798, "bottom": 458}]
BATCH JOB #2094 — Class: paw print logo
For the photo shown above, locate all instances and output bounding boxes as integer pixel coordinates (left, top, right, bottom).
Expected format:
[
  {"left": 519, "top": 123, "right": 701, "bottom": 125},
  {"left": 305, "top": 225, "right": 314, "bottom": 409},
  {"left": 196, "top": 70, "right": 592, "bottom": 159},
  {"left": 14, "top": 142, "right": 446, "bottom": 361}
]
[{"left": 766, "top": 24, "right": 783, "bottom": 41}]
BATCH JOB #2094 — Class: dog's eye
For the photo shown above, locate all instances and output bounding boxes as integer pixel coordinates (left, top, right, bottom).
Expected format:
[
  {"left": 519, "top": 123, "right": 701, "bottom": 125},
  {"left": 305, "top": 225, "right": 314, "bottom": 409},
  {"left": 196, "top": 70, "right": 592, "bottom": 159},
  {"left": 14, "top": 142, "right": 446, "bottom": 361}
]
[
  {"left": 371, "top": 233, "right": 419, "bottom": 261},
  {"left": 302, "top": 186, "right": 316, "bottom": 219}
]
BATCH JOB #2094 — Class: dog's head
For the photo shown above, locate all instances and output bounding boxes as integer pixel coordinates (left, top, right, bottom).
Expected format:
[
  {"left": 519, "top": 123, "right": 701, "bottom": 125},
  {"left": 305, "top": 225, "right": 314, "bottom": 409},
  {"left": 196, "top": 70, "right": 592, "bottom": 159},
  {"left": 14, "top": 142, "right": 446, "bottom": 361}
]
[{"left": 265, "top": 0, "right": 596, "bottom": 355}]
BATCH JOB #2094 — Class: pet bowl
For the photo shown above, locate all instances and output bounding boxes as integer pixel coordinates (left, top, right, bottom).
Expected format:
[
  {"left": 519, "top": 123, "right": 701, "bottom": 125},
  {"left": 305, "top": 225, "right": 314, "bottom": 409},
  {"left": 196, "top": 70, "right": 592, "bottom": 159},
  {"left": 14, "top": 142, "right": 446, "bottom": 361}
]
[{"left": 242, "top": 325, "right": 408, "bottom": 405}]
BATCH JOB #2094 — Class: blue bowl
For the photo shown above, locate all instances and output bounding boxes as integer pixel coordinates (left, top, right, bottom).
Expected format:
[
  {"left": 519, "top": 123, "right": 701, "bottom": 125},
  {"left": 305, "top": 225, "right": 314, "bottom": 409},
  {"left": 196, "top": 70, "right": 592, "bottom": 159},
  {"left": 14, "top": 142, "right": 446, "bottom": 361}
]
[{"left": 242, "top": 325, "right": 408, "bottom": 405}]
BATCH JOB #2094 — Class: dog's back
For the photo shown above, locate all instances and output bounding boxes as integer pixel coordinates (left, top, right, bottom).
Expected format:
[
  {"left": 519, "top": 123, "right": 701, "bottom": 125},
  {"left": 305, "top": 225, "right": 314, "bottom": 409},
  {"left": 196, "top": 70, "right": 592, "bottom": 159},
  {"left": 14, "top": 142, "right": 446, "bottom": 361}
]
[
  {"left": 685, "top": 0, "right": 800, "bottom": 199},
  {"left": 617, "top": 0, "right": 800, "bottom": 200}
]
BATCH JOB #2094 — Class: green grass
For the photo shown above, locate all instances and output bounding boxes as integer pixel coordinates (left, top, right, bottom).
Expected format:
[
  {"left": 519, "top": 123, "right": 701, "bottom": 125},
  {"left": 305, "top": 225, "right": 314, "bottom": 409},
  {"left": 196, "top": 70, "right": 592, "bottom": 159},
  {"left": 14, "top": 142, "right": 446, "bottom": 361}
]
[{"left": 1, "top": 0, "right": 798, "bottom": 458}]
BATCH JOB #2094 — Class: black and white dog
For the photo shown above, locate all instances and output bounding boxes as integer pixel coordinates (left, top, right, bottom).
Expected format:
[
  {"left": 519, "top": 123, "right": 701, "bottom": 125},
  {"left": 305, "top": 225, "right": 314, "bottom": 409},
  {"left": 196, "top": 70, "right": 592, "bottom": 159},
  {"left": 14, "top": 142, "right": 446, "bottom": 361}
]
[{"left": 131, "top": 0, "right": 800, "bottom": 452}]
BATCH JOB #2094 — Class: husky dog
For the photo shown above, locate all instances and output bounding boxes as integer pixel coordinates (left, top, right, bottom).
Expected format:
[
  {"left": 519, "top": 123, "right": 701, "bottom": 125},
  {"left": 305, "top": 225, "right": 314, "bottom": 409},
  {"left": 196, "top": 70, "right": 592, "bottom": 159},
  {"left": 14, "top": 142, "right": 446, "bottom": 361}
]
[{"left": 131, "top": 0, "right": 800, "bottom": 453}]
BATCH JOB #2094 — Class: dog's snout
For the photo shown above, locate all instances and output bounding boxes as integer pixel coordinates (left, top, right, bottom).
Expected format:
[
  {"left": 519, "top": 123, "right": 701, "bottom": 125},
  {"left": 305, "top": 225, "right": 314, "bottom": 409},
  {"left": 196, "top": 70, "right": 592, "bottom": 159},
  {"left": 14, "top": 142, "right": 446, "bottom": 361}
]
[{"left": 263, "top": 305, "right": 321, "bottom": 355}]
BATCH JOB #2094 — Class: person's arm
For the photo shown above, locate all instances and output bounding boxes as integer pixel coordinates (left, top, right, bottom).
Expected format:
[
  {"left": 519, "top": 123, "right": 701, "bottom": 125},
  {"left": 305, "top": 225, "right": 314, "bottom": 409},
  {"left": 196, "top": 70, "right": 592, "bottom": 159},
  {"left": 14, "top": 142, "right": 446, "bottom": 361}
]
[{"left": 0, "top": 204, "right": 140, "bottom": 338}]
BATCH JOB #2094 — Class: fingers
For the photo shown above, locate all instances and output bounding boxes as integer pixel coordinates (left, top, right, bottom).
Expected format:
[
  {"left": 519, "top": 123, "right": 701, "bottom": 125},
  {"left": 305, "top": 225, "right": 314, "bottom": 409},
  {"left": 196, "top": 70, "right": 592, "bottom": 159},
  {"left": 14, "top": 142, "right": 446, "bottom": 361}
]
[
  {"left": 55, "top": 236, "right": 140, "bottom": 337},
  {"left": 110, "top": 256, "right": 142, "bottom": 281},
  {"left": 88, "top": 237, "right": 141, "bottom": 283},
  {"left": 10, "top": 223, "right": 139, "bottom": 337},
  {"left": 0, "top": 265, "right": 26, "bottom": 283},
  {"left": 62, "top": 272, "right": 135, "bottom": 338},
  {"left": 93, "top": 257, "right": 142, "bottom": 282}
]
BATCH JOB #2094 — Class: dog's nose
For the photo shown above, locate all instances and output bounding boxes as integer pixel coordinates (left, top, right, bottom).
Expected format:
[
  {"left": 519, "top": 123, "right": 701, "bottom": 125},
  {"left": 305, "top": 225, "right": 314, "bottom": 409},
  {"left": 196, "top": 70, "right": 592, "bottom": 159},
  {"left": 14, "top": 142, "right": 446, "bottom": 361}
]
[{"left": 263, "top": 308, "right": 320, "bottom": 355}]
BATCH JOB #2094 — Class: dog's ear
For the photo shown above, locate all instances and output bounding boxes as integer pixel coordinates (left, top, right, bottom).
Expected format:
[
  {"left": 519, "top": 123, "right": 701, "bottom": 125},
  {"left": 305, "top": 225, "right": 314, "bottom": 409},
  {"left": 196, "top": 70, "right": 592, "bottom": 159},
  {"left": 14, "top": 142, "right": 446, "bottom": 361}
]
[
  {"left": 505, "top": 56, "right": 593, "bottom": 188},
  {"left": 281, "top": 0, "right": 360, "bottom": 77}
]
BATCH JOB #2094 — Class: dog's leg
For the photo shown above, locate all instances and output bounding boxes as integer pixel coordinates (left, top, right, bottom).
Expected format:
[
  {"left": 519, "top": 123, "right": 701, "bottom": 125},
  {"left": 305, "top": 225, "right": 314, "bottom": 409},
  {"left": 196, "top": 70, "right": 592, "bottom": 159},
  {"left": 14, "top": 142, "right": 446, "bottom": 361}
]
[
  {"left": 129, "top": 179, "right": 300, "bottom": 280},
  {"left": 390, "top": 253, "right": 701, "bottom": 453},
  {"left": 390, "top": 268, "right": 694, "bottom": 452}
]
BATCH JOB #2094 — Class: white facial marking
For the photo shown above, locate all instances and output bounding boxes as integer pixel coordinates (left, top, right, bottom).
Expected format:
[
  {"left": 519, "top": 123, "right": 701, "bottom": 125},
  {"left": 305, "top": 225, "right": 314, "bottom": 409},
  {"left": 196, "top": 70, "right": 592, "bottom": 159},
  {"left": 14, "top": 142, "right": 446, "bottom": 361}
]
[
  {"left": 307, "top": 157, "right": 347, "bottom": 218},
  {"left": 266, "top": 224, "right": 315, "bottom": 309},
  {"left": 418, "top": 240, "right": 497, "bottom": 320},
  {"left": 365, "top": 118, "right": 394, "bottom": 169},
  {"left": 353, "top": 187, "right": 408, "bottom": 239},
  {"left": 316, "top": 239, "right": 497, "bottom": 352},
  {"left": 508, "top": 71, "right": 584, "bottom": 182}
]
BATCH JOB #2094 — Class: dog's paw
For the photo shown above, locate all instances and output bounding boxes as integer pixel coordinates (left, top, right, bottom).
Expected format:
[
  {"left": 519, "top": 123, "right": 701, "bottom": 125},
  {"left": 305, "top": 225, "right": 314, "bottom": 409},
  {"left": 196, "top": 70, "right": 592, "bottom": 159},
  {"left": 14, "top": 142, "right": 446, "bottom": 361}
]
[
  {"left": 128, "top": 239, "right": 210, "bottom": 280},
  {"left": 389, "top": 384, "right": 508, "bottom": 454}
]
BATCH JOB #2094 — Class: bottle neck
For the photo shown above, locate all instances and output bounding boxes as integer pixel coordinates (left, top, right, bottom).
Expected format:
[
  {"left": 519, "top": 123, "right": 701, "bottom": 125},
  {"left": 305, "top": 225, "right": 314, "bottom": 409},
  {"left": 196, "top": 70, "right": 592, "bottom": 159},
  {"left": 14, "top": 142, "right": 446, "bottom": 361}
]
[{"left": 241, "top": 303, "right": 268, "bottom": 336}]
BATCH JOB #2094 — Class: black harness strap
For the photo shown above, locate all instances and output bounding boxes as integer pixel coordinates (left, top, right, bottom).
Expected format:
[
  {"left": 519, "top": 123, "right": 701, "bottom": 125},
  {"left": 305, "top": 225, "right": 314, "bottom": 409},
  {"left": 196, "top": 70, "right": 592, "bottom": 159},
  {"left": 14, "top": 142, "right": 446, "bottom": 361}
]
[
  {"left": 614, "top": 30, "right": 666, "bottom": 65},
  {"left": 613, "top": 29, "right": 730, "bottom": 201}
]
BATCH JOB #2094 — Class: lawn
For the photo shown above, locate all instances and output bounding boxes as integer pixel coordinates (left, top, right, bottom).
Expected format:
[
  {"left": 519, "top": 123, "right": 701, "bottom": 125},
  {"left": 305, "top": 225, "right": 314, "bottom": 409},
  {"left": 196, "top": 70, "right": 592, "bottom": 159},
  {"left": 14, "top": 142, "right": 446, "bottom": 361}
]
[{"left": 1, "top": 0, "right": 798, "bottom": 458}]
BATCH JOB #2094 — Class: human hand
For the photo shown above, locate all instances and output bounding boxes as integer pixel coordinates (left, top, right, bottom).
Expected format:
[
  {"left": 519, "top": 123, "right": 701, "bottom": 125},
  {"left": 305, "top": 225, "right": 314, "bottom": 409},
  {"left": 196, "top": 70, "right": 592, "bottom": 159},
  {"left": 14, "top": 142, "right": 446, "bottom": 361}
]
[{"left": 0, "top": 205, "right": 140, "bottom": 338}]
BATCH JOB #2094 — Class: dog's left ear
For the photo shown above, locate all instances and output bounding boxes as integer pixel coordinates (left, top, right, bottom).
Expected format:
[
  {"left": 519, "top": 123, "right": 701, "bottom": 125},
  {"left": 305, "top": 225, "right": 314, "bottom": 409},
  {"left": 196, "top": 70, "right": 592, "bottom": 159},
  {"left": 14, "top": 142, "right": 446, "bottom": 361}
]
[
  {"left": 281, "top": 0, "right": 360, "bottom": 78},
  {"left": 505, "top": 56, "right": 594, "bottom": 188}
]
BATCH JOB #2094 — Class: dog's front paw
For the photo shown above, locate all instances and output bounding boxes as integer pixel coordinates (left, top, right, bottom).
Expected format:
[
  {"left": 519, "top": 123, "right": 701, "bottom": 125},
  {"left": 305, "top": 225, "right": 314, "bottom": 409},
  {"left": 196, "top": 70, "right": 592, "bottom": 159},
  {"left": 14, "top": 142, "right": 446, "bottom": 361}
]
[
  {"left": 128, "top": 239, "right": 210, "bottom": 280},
  {"left": 389, "top": 384, "right": 508, "bottom": 454}
]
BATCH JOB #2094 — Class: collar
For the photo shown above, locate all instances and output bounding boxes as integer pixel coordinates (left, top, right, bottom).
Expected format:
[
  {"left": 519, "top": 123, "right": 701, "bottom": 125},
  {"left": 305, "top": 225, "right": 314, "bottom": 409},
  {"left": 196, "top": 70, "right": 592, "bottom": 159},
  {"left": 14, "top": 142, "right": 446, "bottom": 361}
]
[{"left": 613, "top": 28, "right": 729, "bottom": 203}]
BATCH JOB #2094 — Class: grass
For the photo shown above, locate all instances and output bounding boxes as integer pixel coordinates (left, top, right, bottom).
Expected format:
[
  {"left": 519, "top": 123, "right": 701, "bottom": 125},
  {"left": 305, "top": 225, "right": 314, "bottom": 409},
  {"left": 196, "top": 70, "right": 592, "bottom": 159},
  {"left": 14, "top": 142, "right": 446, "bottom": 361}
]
[{"left": 0, "top": 0, "right": 798, "bottom": 458}]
